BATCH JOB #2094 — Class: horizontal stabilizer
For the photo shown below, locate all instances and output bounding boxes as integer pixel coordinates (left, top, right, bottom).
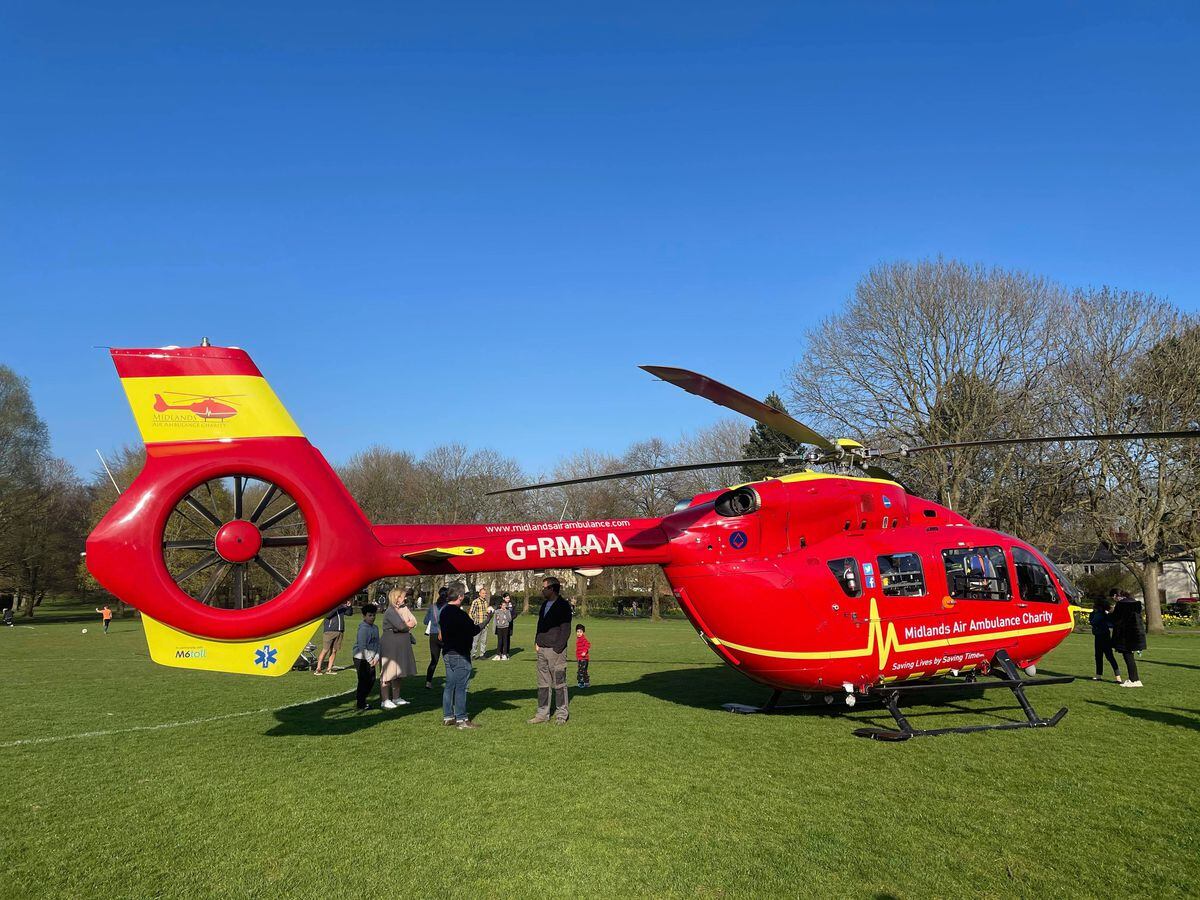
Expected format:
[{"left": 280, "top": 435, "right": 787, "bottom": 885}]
[
  {"left": 402, "top": 545, "right": 486, "bottom": 562},
  {"left": 142, "top": 615, "right": 321, "bottom": 676}
]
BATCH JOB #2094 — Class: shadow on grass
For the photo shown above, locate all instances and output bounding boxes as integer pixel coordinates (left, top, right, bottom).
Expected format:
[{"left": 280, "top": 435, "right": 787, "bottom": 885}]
[
  {"left": 1085, "top": 701, "right": 1200, "bottom": 732},
  {"left": 265, "top": 661, "right": 1076, "bottom": 737},
  {"left": 1140, "top": 659, "right": 1200, "bottom": 672},
  {"left": 266, "top": 664, "right": 765, "bottom": 736}
]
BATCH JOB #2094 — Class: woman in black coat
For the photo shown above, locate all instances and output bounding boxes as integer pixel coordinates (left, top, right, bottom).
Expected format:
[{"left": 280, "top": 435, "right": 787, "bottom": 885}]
[{"left": 1110, "top": 593, "right": 1147, "bottom": 688}]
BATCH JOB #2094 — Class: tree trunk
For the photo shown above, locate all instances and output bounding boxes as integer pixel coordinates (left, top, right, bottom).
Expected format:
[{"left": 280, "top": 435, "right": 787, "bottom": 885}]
[
  {"left": 1142, "top": 561, "right": 1165, "bottom": 635},
  {"left": 23, "top": 569, "right": 40, "bottom": 618},
  {"left": 521, "top": 571, "right": 531, "bottom": 616},
  {"left": 651, "top": 569, "right": 663, "bottom": 621},
  {"left": 578, "top": 576, "right": 589, "bottom": 617}
]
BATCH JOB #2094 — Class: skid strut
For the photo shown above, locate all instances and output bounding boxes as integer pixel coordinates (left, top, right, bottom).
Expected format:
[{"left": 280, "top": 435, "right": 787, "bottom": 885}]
[{"left": 853, "top": 650, "right": 1072, "bottom": 741}]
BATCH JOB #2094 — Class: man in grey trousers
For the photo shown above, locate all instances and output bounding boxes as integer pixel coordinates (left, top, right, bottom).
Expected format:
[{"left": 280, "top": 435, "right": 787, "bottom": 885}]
[{"left": 528, "top": 576, "right": 573, "bottom": 724}]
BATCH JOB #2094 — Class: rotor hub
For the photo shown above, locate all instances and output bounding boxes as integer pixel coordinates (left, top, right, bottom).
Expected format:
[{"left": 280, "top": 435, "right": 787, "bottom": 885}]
[{"left": 214, "top": 520, "right": 262, "bottom": 563}]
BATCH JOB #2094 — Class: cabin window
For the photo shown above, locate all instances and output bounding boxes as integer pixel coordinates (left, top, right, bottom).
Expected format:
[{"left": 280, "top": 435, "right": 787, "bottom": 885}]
[
  {"left": 942, "top": 546, "right": 1011, "bottom": 601},
  {"left": 877, "top": 552, "right": 925, "bottom": 597},
  {"left": 1013, "top": 547, "right": 1059, "bottom": 603},
  {"left": 827, "top": 558, "right": 861, "bottom": 597}
]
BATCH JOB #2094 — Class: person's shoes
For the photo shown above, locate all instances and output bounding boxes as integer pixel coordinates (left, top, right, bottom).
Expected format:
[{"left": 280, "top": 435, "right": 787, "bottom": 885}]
[
  {"left": 1119, "top": 680, "right": 1144, "bottom": 688},
  {"left": 394, "top": 697, "right": 410, "bottom": 706},
  {"left": 443, "top": 717, "right": 456, "bottom": 726},
  {"left": 1090, "top": 676, "right": 1101, "bottom": 681},
  {"left": 381, "top": 699, "right": 396, "bottom": 710},
  {"left": 357, "top": 704, "right": 372, "bottom": 712},
  {"left": 583, "top": 682, "right": 590, "bottom": 688},
  {"left": 457, "top": 719, "right": 480, "bottom": 729},
  {"left": 1114, "top": 675, "right": 1123, "bottom": 682},
  {"left": 554, "top": 717, "right": 568, "bottom": 725},
  {"left": 425, "top": 680, "right": 433, "bottom": 689},
  {"left": 527, "top": 715, "right": 550, "bottom": 724}
]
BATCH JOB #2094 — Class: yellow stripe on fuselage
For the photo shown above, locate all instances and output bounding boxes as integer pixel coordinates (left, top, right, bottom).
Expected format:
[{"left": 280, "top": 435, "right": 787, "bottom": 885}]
[
  {"left": 121, "top": 375, "right": 302, "bottom": 444},
  {"left": 708, "top": 597, "right": 1073, "bottom": 670}
]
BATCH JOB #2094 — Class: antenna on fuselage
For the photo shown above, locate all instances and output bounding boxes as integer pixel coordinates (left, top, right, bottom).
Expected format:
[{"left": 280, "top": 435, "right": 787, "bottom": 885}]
[{"left": 95, "top": 449, "right": 122, "bottom": 495}]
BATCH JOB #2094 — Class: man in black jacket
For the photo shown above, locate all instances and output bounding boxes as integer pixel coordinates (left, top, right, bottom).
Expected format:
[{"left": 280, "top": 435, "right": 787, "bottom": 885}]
[
  {"left": 529, "top": 576, "right": 573, "bottom": 724},
  {"left": 438, "top": 582, "right": 492, "bottom": 729}
]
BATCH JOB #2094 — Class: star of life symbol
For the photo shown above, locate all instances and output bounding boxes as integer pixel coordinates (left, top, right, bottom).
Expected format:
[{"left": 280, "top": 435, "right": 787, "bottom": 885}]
[{"left": 254, "top": 645, "right": 279, "bottom": 669}]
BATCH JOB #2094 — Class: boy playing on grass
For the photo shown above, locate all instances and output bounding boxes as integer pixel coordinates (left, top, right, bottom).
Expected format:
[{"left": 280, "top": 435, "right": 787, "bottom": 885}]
[
  {"left": 96, "top": 604, "right": 113, "bottom": 634},
  {"left": 575, "top": 624, "right": 591, "bottom": 688}
]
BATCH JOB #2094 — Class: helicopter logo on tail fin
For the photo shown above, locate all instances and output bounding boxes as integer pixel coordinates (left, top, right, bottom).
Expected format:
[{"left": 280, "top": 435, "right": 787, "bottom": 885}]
[{"left": 152, "top": 392, "right": 243, "bottom": 421}]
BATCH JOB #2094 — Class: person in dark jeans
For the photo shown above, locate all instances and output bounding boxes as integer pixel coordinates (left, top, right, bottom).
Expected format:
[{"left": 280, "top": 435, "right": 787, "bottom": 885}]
[
  {"left": 529, "top": 576, "right": 573, "bottom": 724},
  {"left": 437, "top": 581, "right": 492, "bottom": 729},
  {"left": 493, "top": 594, "right": 516, "bottom": 660},
  {"left": 424, "top": 587, "right": 449, "bottom": 688},
  {"left": 575, "top": 623, "right": 591, "bottom": 688},
  {"left": 1089, "top": 597, "right": 1121, "bottom": 682},
  {"left": 352, "top": 604, "right": 381, "bottom": 710},
  {"left": 1111, "top": 592, "right": 1146, "bottom": 688}
]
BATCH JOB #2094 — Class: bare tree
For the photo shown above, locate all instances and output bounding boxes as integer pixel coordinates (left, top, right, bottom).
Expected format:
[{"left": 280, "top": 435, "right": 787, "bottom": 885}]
[
  {"left": 788, "top": 258, "right": 1070, "bottom": 525},
  {"left": 1060, "top": 292, "right": 1200, "bottom": 633}
]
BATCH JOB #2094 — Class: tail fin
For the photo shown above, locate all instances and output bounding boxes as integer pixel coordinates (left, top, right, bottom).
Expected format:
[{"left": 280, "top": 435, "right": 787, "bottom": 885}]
[
  {"left": 142, "top": 615, "right": 321, "bottom": 676},
  {"left": 113, "top": 346, "right": 302, "bottom": 445},
  {"left": 89, "top": 344, "right": 378, "bottom": 647}
]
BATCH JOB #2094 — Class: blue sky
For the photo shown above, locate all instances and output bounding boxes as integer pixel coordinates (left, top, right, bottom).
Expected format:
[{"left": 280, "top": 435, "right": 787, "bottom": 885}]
[{"left": 2, "top": 2, "right": 1197, "bottom": 480}]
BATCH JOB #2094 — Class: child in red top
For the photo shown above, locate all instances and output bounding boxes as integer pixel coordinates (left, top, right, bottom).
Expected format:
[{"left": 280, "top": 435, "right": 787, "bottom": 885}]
[{"left": 575, "top": 624, "right": 591, "bottom": 688}]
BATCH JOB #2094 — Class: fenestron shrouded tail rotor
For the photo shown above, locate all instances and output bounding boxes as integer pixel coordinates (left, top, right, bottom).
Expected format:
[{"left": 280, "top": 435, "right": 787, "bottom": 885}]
[{"left": 487, "top": 365, "right": 1200, "bottom": 495}]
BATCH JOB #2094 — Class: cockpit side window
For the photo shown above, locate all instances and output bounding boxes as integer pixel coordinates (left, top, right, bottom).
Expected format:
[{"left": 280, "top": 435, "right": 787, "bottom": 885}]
[
  {"left": 826, "top": 557, "right": 861, "bottom": 597},
  {"left": 1012, "top": 546, "right": 1059, "bottom": 603},
  {"left": 877, "top": 552, "right": 926, "bottom": 597},
  {"left": 942, "top": 546, "right": 1011, "bottom": 601}
]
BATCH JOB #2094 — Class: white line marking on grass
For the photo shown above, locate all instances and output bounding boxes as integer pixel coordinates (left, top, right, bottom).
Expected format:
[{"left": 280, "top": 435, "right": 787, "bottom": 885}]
[{"left": 0, "top": 690, "right": 353, "bottom": 748}]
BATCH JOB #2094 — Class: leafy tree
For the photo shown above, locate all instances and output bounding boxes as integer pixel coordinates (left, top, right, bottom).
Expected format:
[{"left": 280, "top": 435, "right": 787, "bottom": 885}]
[
  {"left": 739, "top": 393, "right": 805, "bottom": 483},
  {"left": 0, "top": 365, "right": 50, "bottom": 550}
]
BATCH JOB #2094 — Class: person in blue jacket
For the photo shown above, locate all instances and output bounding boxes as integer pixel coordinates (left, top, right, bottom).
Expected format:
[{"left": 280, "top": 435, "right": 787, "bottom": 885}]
[{"left": 352, "top": 604, "right": 381, "bottom": 711}]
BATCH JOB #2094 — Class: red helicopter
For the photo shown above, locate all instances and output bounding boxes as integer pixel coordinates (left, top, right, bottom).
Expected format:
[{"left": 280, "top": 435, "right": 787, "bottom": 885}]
[
  {"left": 87, "top": 344, "right": 1199, "bottom": 739},
  {"left": 153, "top": 392, "right": 242, "bottom": 420}
]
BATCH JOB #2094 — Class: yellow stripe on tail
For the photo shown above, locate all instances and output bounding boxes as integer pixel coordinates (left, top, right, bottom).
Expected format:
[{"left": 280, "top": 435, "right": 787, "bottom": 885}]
[
  {"left": 121, "top": 374, "right": 303, "bottom": 444},
  {"left": 142, "top": 616, "right": 321, "bottom": 676}
]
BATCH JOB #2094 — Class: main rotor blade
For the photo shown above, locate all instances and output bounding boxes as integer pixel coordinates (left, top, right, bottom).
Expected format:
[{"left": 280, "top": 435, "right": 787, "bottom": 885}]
[
  {"left": 641, "top": 366, "right": 837, "bottom": 452},
  {"left": 886, "top": 429, "right": 1200, "bottom": 457},
  {"left": 486, "top": 458, "right": 791, "bottom": 495},
  {"left": 860, "top": 464, "right": 900, "bottom": 482}
]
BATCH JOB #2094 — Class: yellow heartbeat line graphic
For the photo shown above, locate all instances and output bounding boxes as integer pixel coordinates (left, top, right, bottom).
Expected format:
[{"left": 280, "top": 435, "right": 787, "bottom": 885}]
[{"left": 708, "top": 598, "right": 1074, "bottom": 670}]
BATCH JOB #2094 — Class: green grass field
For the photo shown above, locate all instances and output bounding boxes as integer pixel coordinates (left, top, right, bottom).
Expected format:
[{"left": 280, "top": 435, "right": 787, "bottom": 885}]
[{"left": 3, "top": 607, "right": 1198, "bottom": 899}]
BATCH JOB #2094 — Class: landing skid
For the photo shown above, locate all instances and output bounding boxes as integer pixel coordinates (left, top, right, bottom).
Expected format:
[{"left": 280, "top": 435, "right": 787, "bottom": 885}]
[
  {"left": 724, "top": 651, "right": 1072, "bottom": 739},
  {"left": 852, "top": 650, "right": 1072, "bottom": 741}
]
